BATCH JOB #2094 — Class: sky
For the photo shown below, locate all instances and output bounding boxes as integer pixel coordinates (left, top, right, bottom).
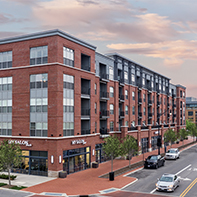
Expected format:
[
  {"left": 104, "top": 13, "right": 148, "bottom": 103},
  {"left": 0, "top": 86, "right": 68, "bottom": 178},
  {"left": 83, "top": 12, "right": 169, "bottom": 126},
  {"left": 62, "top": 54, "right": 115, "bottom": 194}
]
[{"left": 0, "top": 0, "right": 197, "bottom": 97}]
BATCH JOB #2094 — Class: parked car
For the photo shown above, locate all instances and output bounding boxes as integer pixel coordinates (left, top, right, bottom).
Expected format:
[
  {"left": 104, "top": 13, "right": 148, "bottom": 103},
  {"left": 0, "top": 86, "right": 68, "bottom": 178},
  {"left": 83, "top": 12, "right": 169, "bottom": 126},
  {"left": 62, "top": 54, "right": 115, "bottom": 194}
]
[
  {"left": 156, "top": 173, "right": 180, "bottom": 192},
  {"left": 165, "top": 148, "right": 180, "bottom": 160},
  {"left": 144, "top": 155, "right": 165, "bottom": 169}
]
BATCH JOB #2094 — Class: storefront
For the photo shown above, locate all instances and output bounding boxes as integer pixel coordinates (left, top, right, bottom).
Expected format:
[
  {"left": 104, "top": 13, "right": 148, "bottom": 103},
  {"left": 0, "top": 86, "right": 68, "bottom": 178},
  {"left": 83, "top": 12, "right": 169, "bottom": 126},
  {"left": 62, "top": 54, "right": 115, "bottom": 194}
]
[
  {"left": 95, "top": 143, "right": 110, "bottom": 163},
  {"left": 63, "top": 147, "right": 91, "bottom": 174},
  {"left": 141, "top": 137, "right": 149, "bottom": 153},
  {"left": 151, "top": 136, "right": 158, "bottom": 150},
  {"left": 12, "top": 150, "right": 48, "bottom": 176}
]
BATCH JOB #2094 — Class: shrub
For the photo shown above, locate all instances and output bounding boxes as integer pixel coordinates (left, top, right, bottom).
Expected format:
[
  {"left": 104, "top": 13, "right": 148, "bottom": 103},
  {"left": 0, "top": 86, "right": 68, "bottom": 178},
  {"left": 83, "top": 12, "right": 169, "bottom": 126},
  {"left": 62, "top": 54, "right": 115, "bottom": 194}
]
[
  {"left": 10, "top": 186, "right": 27, "bottom": 190},
  {"left": 0, "top": 174, "right": 17, "bottom": 180},
  {"left": 0, "top": 183, "right": 7, "bottom": 187}
]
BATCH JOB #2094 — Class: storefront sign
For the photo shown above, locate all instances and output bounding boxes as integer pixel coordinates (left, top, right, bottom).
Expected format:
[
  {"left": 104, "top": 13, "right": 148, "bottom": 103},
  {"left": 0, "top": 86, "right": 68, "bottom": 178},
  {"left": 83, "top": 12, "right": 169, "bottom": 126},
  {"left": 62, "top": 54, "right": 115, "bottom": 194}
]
[
  {"left": 8, "top": 140, "right": 32, "bottom": 147},
  {"left": 71, "top": 139, "right": 86, "bottom": 145}
]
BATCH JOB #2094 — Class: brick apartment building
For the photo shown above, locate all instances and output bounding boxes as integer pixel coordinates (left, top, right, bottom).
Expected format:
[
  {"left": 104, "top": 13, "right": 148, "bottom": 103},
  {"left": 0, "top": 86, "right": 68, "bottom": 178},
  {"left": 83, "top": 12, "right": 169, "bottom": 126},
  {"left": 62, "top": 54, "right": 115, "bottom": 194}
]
[
  {"left": 0, "top": 29, "right": 186, "bottom": 177},
  {"left": 186, "top": 97, "right": 197, "bottom": 125}
]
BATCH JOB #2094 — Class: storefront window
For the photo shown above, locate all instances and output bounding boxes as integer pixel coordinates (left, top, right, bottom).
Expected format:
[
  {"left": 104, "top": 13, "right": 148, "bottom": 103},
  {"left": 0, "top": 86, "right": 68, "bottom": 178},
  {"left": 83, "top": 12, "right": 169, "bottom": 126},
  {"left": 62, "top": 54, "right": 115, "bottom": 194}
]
[
  {"left": 63, "top": 147, "right": 90, "bottom": 174},
  {"left": 95, "top": 144, "right": 110, "bottom": 163}
]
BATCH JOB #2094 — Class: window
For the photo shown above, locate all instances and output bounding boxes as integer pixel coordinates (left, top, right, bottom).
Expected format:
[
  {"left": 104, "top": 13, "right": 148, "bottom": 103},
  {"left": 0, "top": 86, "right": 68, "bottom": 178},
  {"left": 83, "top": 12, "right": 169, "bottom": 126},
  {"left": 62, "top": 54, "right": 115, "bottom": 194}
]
[
  {"left": 188, "top": 111, "right": 193, "bottom": 116},
  {"left": 125, "top": 90, "right": 128, "bottom": 99},
  {"left": 30, "top": 46, "right": 48, "bottom": 65},
  {"left": 143, "top": 107, "right": 146, "bottom": 116},
  {"left": 180, "top": 90, "right": 182, "bottom": 98},
  {"left": 131, "top": 74, "right": 135, "bottom": 83},
  {"left": 63, "top": 47, "right": 74, "bottom": 67},
  {"left": 125, "top": 105, "right": 128, "bottom": 115},
  {"left": 95, "top": 103, "right": 97, "bottom": 114},
  {"left": 183, "top": 91, "right": 185, "bottom": 98},
  {"left": 63, "top": 74, "right": 74, "bottom": 136},
  {"left": 125, "top": 121, "right": 128, "bottom": 126},
  {"left": 152, "top": 95, "right": 154, "bottom": 103},
  {"left": 110, "top": 121, "right": 114, "bottom": 131},
  {"left": 109, "top": 66, "right": 114, "bottom": 80},
  {"left": 124, "top": 71, "right": 128, "bottom": 83},
  {"left": 132, "top": 91, "right": 135, "bottom": 100},
  {"left": 0, "top": 51, "right": 12, "bottom": 69},
  {"left": 110, "top": 104, "right": 114, "bottom": 114},
  {"left": 95, "top": 83, "right": 97, "bottom": 94},
  {"left": 132, "top": 106, "right": 135, "bottom": 115},
  {"left": 110, "top": 87, "right": 114, "bottom": 97},
  {"left": 30, "top": 73, "right": 48, "bottom": 137},
  {"left": 0, "top": 77, "right": 12, "bottom": 136},
  {"left": 81, "top": 54, "right": 90, "bottom": 71}
]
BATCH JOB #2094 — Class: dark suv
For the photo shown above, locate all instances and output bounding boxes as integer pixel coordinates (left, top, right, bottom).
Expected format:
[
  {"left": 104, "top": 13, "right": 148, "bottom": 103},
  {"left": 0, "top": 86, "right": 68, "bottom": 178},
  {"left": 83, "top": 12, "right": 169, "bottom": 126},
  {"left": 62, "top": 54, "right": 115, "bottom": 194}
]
[{"left": 144, "top": 155, "right": 165, "bottom": 169}]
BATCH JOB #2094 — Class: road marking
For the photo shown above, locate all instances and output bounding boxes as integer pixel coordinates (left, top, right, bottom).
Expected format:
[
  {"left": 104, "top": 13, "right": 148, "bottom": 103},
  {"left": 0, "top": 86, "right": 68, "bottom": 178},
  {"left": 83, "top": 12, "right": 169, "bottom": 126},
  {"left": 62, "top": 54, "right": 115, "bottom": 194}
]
[
  {"left": 179, "top": 177, "right": 191, "bottom": 181},
  {"left": 150, "top": 188, "right": 156, "bottom": 194},
  {"left": 176, "top": 164, "right": 191, "bottom": 175},
  {"left": 180, "top": 178, "right": 197, "bottom": 197}
]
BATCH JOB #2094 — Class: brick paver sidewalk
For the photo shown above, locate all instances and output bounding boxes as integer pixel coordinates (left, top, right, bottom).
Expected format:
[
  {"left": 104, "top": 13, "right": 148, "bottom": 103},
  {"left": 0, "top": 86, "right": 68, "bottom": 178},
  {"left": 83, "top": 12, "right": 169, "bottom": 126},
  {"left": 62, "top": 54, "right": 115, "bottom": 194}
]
[{"left": 22, "top": 137, "right": 196, "bottom": 196}]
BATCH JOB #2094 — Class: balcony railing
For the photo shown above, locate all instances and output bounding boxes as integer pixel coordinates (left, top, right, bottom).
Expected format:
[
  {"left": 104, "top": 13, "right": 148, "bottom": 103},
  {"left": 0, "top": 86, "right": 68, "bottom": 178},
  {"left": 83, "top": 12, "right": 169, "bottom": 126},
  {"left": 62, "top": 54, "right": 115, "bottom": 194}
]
[
  {"left": 81, "top": 108, "right": 90, "bottom": 116},
  {"left": 141, "top": 126, "right": 148, "bottom": 130},
  {"left": 128, "top": 126, "right": 137, "bottom": 131},
  {"left": 81, "top": 87, "right": 90, "bottom": 95},
  {"left": 81, "top": 129, "right": 90, "bottom": 135},
  {"left": 100, "top": 110, "right": 109, "bottom": 118},
  {"left": 138, "top": 112, "right": 142, "bottom": 117},
  {"left": 119, "top": 94, "right": 125, "bottom": 101},
  {"left": 138, "top": 98, "right": 142, "bottom": 103},
  {"left": 100, "top": 91, "right": 109, "bottom": 99},
  {"left": 118, "top": 77, "right": 124, "bottom": 84},
  {"left": 157, "top": 101, "right": 161, "bottom": 106},
  {"left": 148, "top": 100, "right": 152, "bottom": 105},
  {"left": 100, "top": 73, "right": 109, "bottom": 80},
  {"left": 173, "top": 104, "right": 176, "bottom": 108},
  {"left": 100, "top": 128, "right": 109, "bottom": 135},
  {"left": 119, "top": 111, "right": 125, "bottom": 117},
  {"left": 147, "top": 85, "right": 152, "bottom": 91},
  {"left": 152, "top": 125, "right": 161, "bottom": 128}
]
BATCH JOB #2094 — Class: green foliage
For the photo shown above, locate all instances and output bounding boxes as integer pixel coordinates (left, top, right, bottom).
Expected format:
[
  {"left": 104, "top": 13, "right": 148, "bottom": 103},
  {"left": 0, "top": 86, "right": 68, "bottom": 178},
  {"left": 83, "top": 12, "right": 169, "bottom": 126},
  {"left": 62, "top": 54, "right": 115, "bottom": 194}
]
[
  {"left": 179, "top": 128, "right": 189, "bottom": 140},
  {"left": 121, "top": 135, "right": 138, "bottom": 168},
  {"left": 164, "top": 129, "right": 177, "bottom": 146},
  {"left": 0, "top": 174, "right": 17, "bottom": 180},
  {"left": 186, "top": 120, "right": 197, "bottom": 140},
  {"left": 10, "top": 186, "right": 27, "bottom": 190},
  {"left": 0, "top": 139, "right": 22, "bottom": 186},
  {"left": 103, "top": 135, "right": 121, "bottom": 172},
  {"left": 0, "top": 183, "right": 7, "bottom": 187}
]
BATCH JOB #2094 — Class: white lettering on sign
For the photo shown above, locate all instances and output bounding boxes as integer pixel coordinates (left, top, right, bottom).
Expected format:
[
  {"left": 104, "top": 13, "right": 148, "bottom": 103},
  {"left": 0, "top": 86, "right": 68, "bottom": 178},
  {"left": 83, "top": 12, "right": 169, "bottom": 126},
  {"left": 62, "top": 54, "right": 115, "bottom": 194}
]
[
  {"left": 8, "top": 140, "right": 32, "bottom": 147},
  {"left": 71, "top": 139, "right": 86, "bottom": 145}
]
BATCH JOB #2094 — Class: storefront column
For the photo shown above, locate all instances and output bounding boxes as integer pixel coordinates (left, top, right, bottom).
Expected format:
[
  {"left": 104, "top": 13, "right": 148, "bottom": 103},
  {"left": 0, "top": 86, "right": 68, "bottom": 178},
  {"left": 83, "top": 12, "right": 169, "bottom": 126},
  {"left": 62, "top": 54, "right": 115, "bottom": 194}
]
[
  {"left": 148, "top": 125, "right": 152, "bottom": 152},
  {"left": 121, "top": 126, "right": 128, "bottom": 139},
  {"left": 137, "top": 125, "right": 141, "bottom": 154}
]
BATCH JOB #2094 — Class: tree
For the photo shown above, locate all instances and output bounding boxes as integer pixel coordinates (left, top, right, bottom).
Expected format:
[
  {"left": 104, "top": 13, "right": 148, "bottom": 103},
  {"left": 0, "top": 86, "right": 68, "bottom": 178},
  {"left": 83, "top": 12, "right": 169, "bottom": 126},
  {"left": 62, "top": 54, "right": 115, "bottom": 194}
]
[
  {"left": 179, "top": 128, "right": 189, "bottom": 145},
  {"left": 0, "top": 140, "right": 22, "bottom": 186},
  {"left": 164, "top": 128, "right": 177, "bottom": 147},
  {"left": 186, "top": 119, "right": 197, "bottom": 141},
  {"left": 121, "top": 135, "right": 138, "bottom": 168},
  {"left": 103, "top": 135, "right": 121, "bottom": 173}
]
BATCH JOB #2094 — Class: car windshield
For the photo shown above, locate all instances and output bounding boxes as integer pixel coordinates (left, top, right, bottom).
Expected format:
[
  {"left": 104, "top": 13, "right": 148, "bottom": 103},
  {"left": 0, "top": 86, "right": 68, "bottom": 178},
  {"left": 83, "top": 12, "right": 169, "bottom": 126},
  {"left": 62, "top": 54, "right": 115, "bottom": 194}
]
[
  {"left": 160, "top": 176, "right": 173, "bottom": 182},
  {"left": 148, "top": 156, "right": 157, "bottom": 160},
  {"left": 167, "top": 150, "right": 176, "bottom": 153}
]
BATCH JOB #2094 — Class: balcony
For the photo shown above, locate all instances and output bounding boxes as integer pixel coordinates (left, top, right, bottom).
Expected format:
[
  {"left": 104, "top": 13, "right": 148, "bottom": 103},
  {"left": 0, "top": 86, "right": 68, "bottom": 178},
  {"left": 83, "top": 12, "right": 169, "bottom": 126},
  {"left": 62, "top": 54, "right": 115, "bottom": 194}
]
[
  {"left": 137, "top": 83, "right": 142, "bottom": 90},
  {"left": 173, "top": 104, "right": 176, "bottom": 108},
  {"left": 118, "top": 77, "right": 124, "bottom": 86},
  {"left": 100, "top": 110, "right": 109, "bottom": 118},
  {"left": 172, "top": 93, "right": 176, "bottom": 98},
  {"left": 100, "top": 73, "right": 109, "bottom": 81},
  {"left": 138, "top": 98, "right": 142, "bottom": 104},
  {"left": 148, "top": 100, "right": 152, "bottom": 105},
  {"left": 157, "top": 101, "right": 161, "bottom": 106},
  {"left": 128, "top": 126, "right": 137, "bottom": 131},
  {"left": 152, "top": 125, "right": 161, "bottom": 129},
  {"left": 81, "top": 129, "right": 90, "bottom": 135},
  {"left": 119, "top": 94, "right": 125, "bottom": 102},
  {"left": 148, "top": 113, "right": 152, "bottom": 119},
  {"left": 81, "top": 87, "right": 90, "bottom": 96},
  {"left": 81, "top": 108, "right": 90, "bottom": 119},
  {"left": 138, "top": 112, "right": 142, "bottom": 117},
  {"left": 147, "top": 85, "right": 152, "bottom": 92},
  {"left": 100, "top": 91, "right": 109, "bottom": 100},
  {"left": 119, "top": 111, "right": 125, "bottom": 119},
  {"left": 100, "top": 128, "right": 109, "bottom": 135},
  {"left": 141, "top": 125, "right": 148, "bottom": 130}
]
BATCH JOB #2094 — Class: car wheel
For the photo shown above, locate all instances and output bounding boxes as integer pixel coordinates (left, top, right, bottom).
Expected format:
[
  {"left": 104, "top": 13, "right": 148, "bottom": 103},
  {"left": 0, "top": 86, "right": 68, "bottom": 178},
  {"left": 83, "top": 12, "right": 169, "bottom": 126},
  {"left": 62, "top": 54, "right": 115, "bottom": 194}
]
[
  {"left": 162, "top": 161, "right": 165, "bottom": 166},
  {"left": 155, "top": 164, "right": 158, "bottom": 169}
]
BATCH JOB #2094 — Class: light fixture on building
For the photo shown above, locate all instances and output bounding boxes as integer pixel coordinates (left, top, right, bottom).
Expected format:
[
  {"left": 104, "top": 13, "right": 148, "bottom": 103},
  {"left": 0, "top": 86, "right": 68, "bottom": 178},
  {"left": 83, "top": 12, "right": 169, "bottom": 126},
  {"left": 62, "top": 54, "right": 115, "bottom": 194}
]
[
  {"left": 59, "top": 155, "right": 61, "bottom": 164},
  {"left": 51, "top": 155, "right": 54, "bottom": 164},
  {"left": 92, "top": 149, "right": 95, "bottom": 156}
]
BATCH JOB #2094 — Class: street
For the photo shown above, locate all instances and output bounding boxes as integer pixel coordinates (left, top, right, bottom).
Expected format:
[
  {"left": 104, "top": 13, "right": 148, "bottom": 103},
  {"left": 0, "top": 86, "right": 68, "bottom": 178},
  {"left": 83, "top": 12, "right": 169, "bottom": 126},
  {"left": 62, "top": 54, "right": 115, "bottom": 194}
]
[{"left": 123, "top": 144, "right": 197, "bottom": 196}]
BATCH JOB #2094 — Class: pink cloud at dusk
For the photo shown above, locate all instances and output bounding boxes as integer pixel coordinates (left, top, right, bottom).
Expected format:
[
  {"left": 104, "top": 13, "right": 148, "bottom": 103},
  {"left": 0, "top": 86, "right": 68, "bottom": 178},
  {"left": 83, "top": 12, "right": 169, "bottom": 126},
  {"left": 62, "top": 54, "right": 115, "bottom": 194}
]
[{"left": 107, "top": 40, "right": 197, "bottom": 67}]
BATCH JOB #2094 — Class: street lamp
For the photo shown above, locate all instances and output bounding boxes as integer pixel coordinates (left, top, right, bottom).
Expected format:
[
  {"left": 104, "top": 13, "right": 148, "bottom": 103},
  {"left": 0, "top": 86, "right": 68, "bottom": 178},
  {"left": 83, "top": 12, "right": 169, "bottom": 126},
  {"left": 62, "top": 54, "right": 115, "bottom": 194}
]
[{"left": 157, "top": 110, "right": 172, "bottom": 155}]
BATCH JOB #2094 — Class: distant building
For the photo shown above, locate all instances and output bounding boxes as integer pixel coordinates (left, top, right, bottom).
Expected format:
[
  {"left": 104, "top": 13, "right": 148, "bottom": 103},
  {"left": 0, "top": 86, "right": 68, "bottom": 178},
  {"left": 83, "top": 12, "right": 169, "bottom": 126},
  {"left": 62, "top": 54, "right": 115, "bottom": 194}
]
[{"left": 186, "top": 97, "right": 197, "bottom": 124}]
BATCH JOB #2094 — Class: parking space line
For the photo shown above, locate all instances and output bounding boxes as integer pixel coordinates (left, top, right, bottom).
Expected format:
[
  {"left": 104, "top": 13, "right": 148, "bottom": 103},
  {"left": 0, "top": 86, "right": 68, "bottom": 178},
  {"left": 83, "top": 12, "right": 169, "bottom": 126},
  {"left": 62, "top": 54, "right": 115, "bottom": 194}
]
[{"left": 176, "top": 164, "right": 191, "bottom": 175}]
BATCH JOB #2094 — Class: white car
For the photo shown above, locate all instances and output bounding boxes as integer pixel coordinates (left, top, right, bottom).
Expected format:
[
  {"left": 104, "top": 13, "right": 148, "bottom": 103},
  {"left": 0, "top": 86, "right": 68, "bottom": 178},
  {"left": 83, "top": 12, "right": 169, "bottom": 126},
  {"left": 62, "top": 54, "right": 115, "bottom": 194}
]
[
  {"left": 156, "top": 173, "right": 180, "bottom": 192},
  {"left": 165, "top": 148, "right": 180, "bottom": 160}
]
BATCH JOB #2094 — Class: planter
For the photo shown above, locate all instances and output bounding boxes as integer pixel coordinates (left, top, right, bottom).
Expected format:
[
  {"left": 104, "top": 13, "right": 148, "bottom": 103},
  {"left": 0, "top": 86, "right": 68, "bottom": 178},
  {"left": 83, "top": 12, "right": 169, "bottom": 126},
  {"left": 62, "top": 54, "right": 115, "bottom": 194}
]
[
  {"left": 59, "top": 171, "right": 67, "bottom": 178},
  {"left": 92, "top": 162, "right": 99, "bottom": 168},
  {"left": 109, "top": 172, "right": 114, "bottom": 181}
]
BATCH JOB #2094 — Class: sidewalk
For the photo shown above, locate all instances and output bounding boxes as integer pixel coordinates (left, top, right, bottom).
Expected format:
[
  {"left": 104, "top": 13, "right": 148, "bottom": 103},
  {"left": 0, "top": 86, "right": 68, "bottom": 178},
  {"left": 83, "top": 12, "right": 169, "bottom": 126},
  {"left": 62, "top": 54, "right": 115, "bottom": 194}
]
[{"left": 20, "top": 137, "right": 196, "bottom": 196}]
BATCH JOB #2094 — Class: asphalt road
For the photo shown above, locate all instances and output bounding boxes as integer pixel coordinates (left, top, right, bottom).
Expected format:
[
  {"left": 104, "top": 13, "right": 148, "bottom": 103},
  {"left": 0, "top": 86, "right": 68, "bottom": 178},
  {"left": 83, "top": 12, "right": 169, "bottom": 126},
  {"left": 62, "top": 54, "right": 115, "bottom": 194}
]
[{"left": 123, "top": 144, "right": 197, "bottom": 197}]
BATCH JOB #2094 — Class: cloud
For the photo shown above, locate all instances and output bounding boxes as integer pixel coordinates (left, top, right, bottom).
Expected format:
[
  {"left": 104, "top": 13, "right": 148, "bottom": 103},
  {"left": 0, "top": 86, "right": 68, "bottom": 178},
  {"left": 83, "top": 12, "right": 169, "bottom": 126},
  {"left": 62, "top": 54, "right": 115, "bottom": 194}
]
[
  {"left": 3, "top": 0, "right": 37, "bottom": 5},
  {"left": 32, "top": 0, "right": 179, "bottom": 43},
  {"left": 0, "top": 31, "right": 24, "bottom": 39},
  {"left": 0, "top": 13, "right": 27, "bottom": 24},
  {"left": 107, "top": 40, "right": 197, "bottom": 67}
]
